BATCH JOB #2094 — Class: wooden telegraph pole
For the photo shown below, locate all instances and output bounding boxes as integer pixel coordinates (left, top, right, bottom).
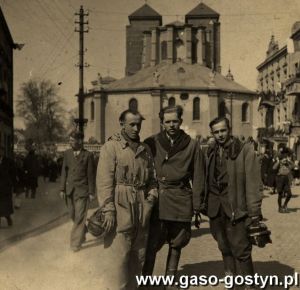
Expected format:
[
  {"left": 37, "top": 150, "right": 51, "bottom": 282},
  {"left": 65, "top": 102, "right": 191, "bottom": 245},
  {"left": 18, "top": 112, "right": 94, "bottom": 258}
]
[{"left": 75, "top": 6, "right": 89, "bottom": 133}]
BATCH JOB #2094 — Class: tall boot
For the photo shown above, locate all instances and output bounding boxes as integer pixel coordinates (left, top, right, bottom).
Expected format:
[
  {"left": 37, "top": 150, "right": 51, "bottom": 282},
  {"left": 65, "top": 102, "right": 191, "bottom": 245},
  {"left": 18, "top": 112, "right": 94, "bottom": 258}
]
[
  {"left": 164, "top": 247, "right": 181, "bottom": 290},
  {"left": 236, "top": 257, "right": 256, "bottom": 290},
  {"left": 223, "top": 254, "right": 236, "bottom": 276},
  {"left": 283, "top": 194, "right": 291, "bottom": 212}
]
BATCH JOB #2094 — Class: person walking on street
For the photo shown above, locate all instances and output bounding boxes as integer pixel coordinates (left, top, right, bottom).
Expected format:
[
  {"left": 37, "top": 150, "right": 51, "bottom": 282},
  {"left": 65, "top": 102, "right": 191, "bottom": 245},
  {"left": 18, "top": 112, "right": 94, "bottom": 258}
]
[
  {"left": 0, "top": 145, "right": 15, "bottom": 227},
  {"left": 142, "top": 105, "right": 205, "bottom": 290},
  {"left": 60, "top": 131, "right": 95, "bottom": 252},
  {"left": 23, "top": 142, "right": 39, "bottom": 199},
  {"left": 273, "top": 147, "right": 294, "bottom": 213},
  {"left": 96, "top": 109, "right": 158, "bottom": 290},
  {"left": 200, "top": 117, "right": 265, "bottom": 289}
]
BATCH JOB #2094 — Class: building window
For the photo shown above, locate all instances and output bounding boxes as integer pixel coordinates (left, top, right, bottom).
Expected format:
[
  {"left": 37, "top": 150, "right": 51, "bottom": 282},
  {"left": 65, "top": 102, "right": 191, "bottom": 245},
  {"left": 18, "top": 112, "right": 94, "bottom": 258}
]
[
  {"left": 90, "top": 101, "right": 95, "bottom": 121},
  {"left": 168, "top": 97, "right": 176, "bottom": 106},
  {"left": 241, "top": 102, "right": 249, "bottom": 122},
  {"left": 265, "top": 107, "right": 274, "bottom": 128},
  {"left": 193, "top": 97, "right": 200, "bottom": 120},
  {"left": 129, "top": 98, "right": 138, "bottom": 111},
  {"left": 218, "top": 101, "right": 226, "bottom": 117},
  {"left": 161, "top": 41, "right": 167, "bottom": 60}
]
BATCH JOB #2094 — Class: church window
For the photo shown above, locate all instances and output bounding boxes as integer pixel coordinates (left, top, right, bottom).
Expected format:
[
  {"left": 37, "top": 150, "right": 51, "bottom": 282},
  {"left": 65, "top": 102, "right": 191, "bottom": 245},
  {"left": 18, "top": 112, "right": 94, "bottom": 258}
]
[
  {"left": 90, "top": 101, "right": 95, "bottom": 121},
  {"left": 218, "top": 101, "right": 226, "bottom": 117},
  {"left": 129, "top": 98, "right": 138, "bottom": 111},
  {"left": 193, "top": 97, "right": 200, "bottom": 120},
  {"left": 168, "top": 97, "right": 176, "bottom": 106},
  {"left": 161, "top": 41, "right": 167, "bottom": 60},
  {"left": 242, "top": 102, "right": 249, "bottom": 122}
]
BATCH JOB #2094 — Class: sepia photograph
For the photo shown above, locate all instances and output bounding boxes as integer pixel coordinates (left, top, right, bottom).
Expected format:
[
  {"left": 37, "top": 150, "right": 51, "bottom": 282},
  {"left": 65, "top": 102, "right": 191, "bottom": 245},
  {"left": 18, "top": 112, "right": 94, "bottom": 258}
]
[{"left": 0, "top": 0, "right": 300, "bottom": 289}]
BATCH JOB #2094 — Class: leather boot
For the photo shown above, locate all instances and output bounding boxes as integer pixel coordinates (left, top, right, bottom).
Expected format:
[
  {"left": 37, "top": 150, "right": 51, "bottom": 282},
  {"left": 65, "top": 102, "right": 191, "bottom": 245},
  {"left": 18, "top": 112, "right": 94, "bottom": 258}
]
[
  {"left": 236, "top": 257, "right": 256, "bottom": 289},
  {"left": 223, "top": 254, "right": 236, "bottom": 276},
  {"left": 164, "top": 247, "right": 181, "bottom": 290}
]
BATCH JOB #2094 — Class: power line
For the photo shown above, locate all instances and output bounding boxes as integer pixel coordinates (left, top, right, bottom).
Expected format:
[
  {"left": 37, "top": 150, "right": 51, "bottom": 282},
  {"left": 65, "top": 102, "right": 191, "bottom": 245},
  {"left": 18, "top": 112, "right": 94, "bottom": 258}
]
[{"left": 40, "top": 31, "right": 75, "bottom": 78}]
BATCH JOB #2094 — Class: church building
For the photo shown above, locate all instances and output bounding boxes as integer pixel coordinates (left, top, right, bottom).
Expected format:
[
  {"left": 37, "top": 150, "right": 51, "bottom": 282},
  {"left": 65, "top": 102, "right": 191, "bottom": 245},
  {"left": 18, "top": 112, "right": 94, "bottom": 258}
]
[{"left": 84, "top": 3, "right": 257, "bottom": 142}]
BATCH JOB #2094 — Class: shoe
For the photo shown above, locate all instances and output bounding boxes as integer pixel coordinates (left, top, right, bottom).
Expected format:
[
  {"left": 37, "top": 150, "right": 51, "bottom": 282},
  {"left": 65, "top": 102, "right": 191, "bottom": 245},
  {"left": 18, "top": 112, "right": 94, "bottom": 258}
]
[{"left": 278, "top": 207, "right": 284, "bottom": 213}]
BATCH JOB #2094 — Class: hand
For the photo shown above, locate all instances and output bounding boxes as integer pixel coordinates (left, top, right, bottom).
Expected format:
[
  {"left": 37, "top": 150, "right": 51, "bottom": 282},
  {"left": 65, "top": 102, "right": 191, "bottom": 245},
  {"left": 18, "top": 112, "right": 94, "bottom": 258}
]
[
  {"left": 60, "top": 191, "right": 66, "bottom": 199},
  {"left": 103, "top": 211, "right": 116, "bottom": 233}
]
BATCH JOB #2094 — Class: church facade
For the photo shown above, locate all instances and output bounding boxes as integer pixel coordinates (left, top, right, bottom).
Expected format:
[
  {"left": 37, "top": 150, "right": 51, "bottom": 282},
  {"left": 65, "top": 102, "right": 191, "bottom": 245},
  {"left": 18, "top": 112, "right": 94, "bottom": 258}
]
[{"left": 84, "top": 3, "right": 257, "bottom": 143}]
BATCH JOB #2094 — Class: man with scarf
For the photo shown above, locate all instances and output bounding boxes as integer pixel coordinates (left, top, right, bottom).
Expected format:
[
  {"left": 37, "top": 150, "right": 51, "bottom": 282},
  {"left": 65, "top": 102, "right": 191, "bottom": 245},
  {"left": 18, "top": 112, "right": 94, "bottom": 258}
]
[
  {"left": 96, "top": 109, "right": 158, "bottom": 290},
  {"left": 200, "top": 116, "right": 264, "bottom": 289},
  {"left": 142, "top": 105, "right": 205, "bottom": 289}
]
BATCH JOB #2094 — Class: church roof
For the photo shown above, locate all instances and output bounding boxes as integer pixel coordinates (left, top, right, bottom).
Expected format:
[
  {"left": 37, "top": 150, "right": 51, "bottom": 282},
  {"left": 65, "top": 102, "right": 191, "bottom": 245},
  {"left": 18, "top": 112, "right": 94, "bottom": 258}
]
[
  {"left": 186, "top": 3, "right": 219, "bottom": 19},
  {"left": 129, "top": 4, "right": 162, "bottom": 20},
  {"left": 105, "top": 62, "right": 255, "bottom": 95}
]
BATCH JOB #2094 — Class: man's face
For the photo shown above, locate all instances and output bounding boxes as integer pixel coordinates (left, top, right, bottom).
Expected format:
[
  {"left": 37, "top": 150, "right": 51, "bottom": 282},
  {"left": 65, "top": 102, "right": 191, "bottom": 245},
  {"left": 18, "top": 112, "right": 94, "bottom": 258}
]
[
  {"left": 162, "top": 112, "right": 182, "bottom": 137},
  {"left": 122, "top": 112, "right": 142, "bottom": 139},
  {"left": 211, "top": 120, "right": 230, "bottom": 145},
  {"left": 69, "top": 137, "right": 82, "bottom": 150}
]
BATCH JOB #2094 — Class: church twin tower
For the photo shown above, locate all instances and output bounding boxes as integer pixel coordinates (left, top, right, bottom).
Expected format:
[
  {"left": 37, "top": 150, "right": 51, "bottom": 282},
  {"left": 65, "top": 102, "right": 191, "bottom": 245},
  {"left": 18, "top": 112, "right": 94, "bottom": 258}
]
[{"left": 125, "top": 3, "right": 221, "bottom": 76}]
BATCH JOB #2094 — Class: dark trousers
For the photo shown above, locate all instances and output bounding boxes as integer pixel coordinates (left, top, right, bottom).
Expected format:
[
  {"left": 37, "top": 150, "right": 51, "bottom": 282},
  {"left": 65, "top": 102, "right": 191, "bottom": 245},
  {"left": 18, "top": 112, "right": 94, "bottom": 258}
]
[
  {"left": 210, "top": 207, "right": 253, "bottom": 276},
  {"left": 143, "top": 207, "right": 191, "bottom": 276},
  {"left": 276, "top": 175, "right": 292, "bottom": 208},
  {"left": 65, "top": 193, "right": 89, "bottom": 248}
]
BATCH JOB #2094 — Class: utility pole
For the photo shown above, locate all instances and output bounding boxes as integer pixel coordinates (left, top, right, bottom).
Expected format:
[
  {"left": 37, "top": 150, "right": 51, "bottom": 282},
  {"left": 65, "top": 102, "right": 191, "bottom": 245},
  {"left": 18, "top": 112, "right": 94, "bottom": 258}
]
[{"left": 75, "top": 6, "right": 89, "bottom": 134}]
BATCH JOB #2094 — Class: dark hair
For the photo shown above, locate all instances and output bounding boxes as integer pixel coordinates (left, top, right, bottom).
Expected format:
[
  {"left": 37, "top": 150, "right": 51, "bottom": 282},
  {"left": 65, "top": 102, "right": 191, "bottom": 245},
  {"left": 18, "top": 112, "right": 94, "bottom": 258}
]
[
  {"left": 209, "top": 116, "right": 230, "bottom": 130},
  {"left": 69, "top": 130, "right": 84, "bottom": 140},
  {"left": 159, "top": 105, "right": 183, "bottom": 122},
  {"left": 119, "top": 109, "right": 145, "bottom": 124}
]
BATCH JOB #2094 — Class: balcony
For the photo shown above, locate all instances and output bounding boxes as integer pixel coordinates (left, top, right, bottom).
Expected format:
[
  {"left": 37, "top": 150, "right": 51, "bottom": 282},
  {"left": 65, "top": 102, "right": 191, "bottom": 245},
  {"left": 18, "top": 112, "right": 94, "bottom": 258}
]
[{"left": 285, "top": 68, "right": 300, "bottom": 95}]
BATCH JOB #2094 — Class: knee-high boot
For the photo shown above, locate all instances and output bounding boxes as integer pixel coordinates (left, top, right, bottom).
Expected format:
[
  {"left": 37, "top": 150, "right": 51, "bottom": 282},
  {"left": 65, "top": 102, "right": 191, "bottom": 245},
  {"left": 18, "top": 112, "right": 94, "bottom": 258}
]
[
  {"left": 164, "top": 247, "right": 181, "bottom": 290},
  {"left": 223, "top": 254, "right": 236, "bottom": 276}
]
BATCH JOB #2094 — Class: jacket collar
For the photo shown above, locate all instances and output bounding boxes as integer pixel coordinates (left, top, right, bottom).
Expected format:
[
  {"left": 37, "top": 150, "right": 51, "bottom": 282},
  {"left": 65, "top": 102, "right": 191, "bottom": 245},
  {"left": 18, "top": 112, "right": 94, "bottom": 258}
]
[{"left": 109, "top": 132, "right": 146, "bottom": 156}]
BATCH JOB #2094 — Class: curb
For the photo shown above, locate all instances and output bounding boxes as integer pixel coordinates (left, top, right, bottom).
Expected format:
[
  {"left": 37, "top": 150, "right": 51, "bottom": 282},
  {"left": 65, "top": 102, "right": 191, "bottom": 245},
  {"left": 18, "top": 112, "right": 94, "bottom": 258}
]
[{"left": 0, "top": 212, "right": 69, "bottom": 252}]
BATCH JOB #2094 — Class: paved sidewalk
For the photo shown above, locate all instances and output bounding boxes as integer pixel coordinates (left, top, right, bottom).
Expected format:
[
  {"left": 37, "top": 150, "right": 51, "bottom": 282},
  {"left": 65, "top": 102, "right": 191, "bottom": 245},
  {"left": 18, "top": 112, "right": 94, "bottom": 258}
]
[{"left": 0, "top": 177, "right": 68, "bottom": 251}]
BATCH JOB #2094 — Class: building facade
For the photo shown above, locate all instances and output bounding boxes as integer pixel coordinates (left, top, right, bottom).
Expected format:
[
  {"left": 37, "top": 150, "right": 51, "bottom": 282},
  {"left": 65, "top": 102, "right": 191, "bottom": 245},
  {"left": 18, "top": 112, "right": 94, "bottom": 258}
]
[
  {"left": 257, "top": 22, "right": 300, "bottom": 156},
  {"left": 84, "top": 3, "right": 257, "bottom": 143},
  {"left": 0, "top": 7, "right": 15, "bottom": 157}
]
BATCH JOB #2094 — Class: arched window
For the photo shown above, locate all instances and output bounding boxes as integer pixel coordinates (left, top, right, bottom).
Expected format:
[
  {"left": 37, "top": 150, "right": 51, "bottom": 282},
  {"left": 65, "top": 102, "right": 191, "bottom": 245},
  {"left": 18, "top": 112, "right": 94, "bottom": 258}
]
[
  {"left": 218, "top": 101, "right": 226, "bottom": 117},
  {"left": 241, "top": 102, "right": 249, "bottom": 122},
  {"left": 129, "top": 98, "right": 138, "bottom": 111},
  {"left": 193, "top": 97, "right": 200, "bottom": 120},
  {"left": 168, "top": 97, "right": 176, "bottom": 106},
  {"left": 90, "top": 101, "right": 95, "bottom": 121},
  {"left": 161, "top": 41, "right": 167, "bottom": 60}
]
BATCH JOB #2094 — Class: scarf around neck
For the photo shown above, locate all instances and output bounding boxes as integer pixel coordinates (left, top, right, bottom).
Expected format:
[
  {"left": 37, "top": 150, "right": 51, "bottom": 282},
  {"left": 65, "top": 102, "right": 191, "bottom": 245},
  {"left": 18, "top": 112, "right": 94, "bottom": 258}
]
[{"left": 157, "top": 129, "right": 191, "bottom": 160}]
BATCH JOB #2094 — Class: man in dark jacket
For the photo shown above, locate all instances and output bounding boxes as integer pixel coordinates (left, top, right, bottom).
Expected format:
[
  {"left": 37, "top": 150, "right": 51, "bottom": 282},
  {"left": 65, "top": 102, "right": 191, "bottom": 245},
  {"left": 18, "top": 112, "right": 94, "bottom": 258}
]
[
  {"left": 142, "top": 105, "right": 205, "bottom": 288},
  {"left": 200, "top": 117, "right": 263, "bottom": 288},
  {"left": 23, "top": 143, "right": 39, "bottom": 198},
  {"left": 0, "top": 145, "right": 15, "bottom": 227},
  {"left": 60, "top": 131, "right": 95, "bottom": 252}
]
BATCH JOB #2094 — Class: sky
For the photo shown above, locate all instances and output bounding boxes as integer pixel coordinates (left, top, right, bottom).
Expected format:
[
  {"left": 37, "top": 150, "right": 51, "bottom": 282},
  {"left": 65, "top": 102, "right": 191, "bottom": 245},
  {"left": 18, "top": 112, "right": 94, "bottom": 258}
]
[{"left": 1, "top": 0, "right": 300, "bottom": 129}]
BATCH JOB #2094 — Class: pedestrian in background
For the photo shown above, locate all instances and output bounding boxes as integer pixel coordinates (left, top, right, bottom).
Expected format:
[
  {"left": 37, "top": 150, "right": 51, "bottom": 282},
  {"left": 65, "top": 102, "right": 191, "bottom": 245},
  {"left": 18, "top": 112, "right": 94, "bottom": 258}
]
[
  {"left": 273, "top": 147, "right": 294, "bottom": 213},
  {"left": 23, "top": 142, "right": 39, "bottom": 199},
  {"left": 60, "top": 131, "right": 95, "bottom": 252},
  {"left": 0, "top": 145, "right": 15, "bottom": 227}
]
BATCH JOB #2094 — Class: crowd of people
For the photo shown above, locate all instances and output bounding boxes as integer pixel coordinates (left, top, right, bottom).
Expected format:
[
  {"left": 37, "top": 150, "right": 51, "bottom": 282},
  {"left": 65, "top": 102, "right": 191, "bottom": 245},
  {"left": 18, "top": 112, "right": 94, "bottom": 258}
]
[{"left": 0, "top": 144, "right": 64, "bottom": 227}]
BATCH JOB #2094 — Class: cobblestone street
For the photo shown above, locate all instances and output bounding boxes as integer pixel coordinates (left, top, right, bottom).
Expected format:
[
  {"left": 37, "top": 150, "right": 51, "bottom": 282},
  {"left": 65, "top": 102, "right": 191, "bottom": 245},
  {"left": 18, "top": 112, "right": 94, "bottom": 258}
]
[{"left": 0, "top": 181, "right": 299, "bottom": 289}]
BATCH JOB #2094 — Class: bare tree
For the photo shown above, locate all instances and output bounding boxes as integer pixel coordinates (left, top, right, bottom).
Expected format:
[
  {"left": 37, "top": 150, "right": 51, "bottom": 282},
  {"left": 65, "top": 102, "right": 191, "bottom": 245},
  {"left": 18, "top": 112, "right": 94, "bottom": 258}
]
[{"left": 17, "top": 79, "right": 66, "bottom": 144}]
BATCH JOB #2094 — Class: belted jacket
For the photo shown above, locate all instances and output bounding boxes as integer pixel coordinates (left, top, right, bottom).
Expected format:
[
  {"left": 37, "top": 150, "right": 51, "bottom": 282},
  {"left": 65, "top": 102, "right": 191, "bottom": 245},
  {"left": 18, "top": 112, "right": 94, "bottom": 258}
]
[
  {"left": 96, "top": 133, "right": 158, "bottom": 233},
  {"left": 145, "top": 131, "right": 205, "bottom": 222},
  {"left": 201, "top": 137, "right": 263, "bottom": 221}
]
